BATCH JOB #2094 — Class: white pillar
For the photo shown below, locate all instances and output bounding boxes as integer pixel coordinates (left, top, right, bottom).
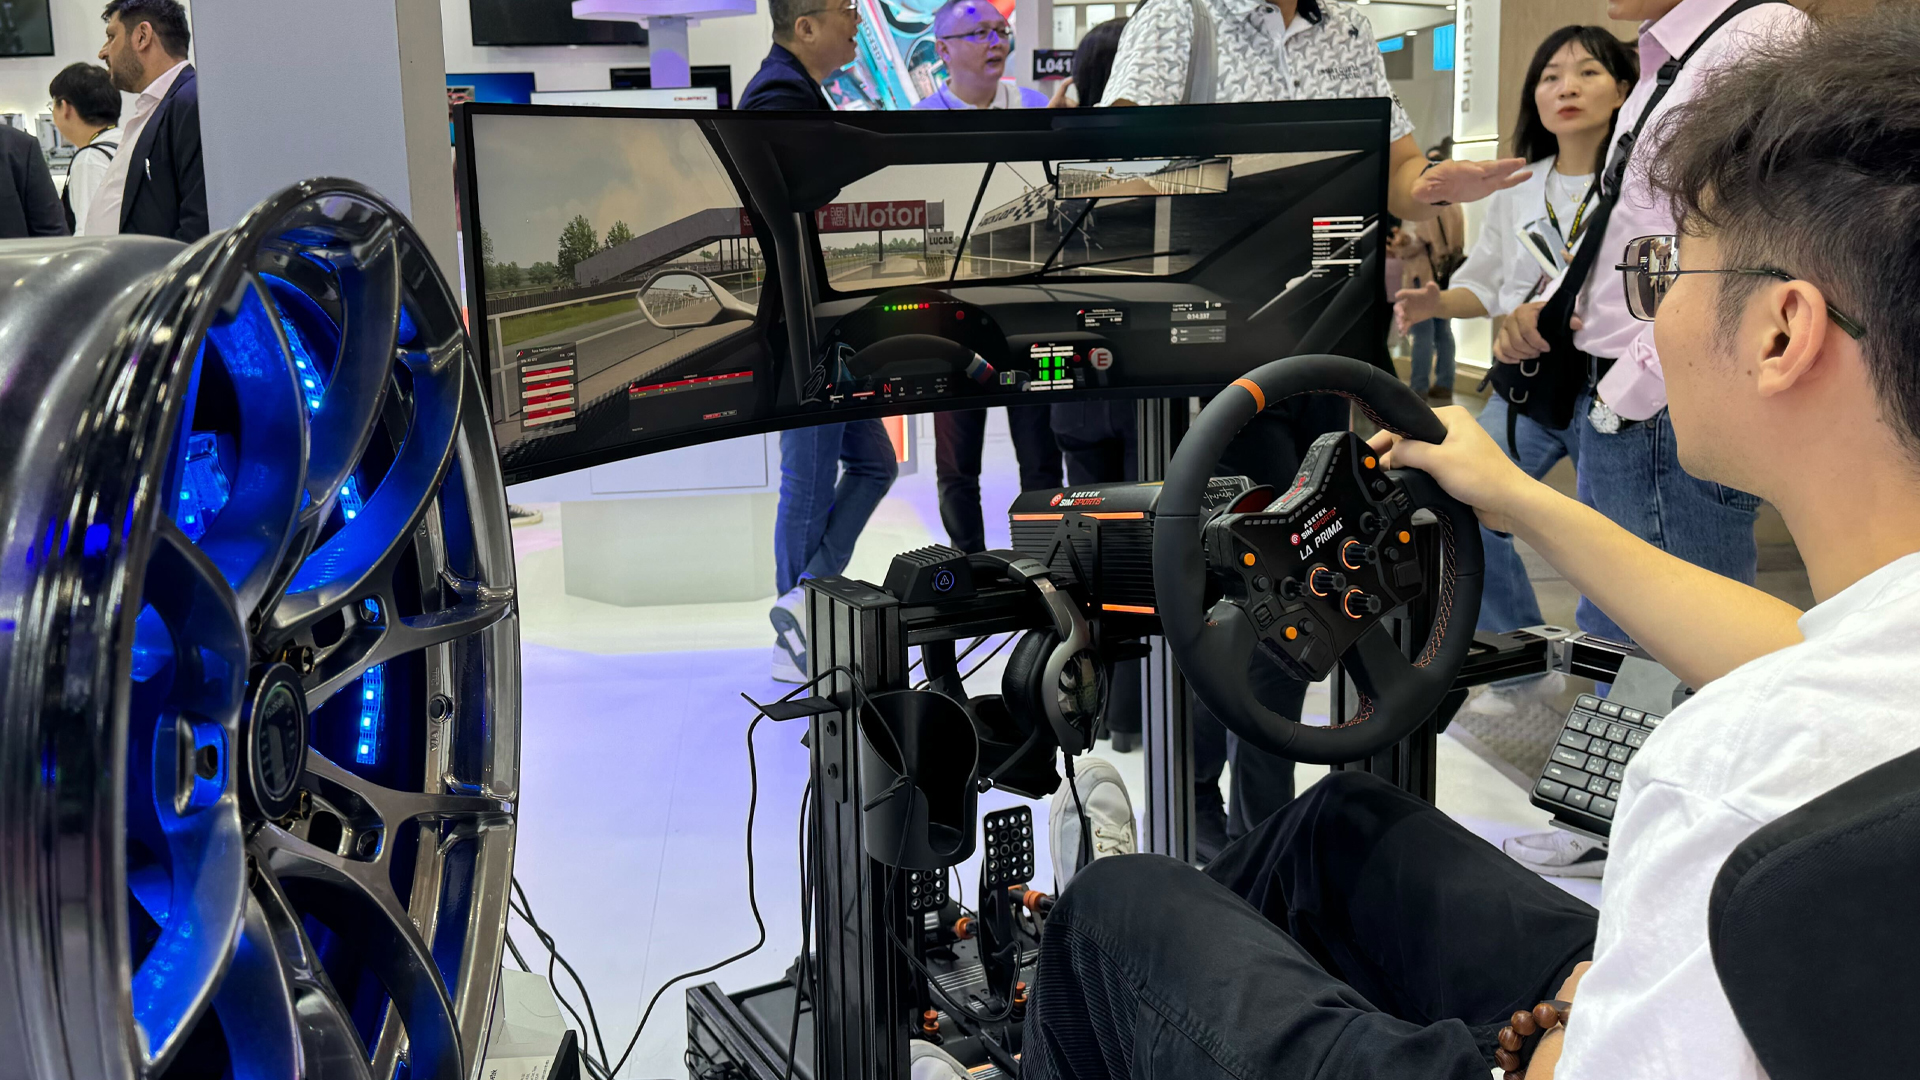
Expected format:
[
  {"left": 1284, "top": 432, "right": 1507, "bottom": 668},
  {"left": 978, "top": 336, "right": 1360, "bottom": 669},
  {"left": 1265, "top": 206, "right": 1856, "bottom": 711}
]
[
  {"left": 192, "top": 0, "right": 457, "bottom": 276},
  {"left": 646, "top": 16, "right": 693, "bottom": 87}
]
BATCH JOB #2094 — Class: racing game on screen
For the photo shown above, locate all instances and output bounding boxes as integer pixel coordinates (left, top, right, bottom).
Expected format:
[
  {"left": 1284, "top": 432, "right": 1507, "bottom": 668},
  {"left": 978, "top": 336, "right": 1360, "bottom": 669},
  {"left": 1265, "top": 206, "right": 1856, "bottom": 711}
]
[{"left": 459, "top": 102, "right": 1389, "bottom": 482}]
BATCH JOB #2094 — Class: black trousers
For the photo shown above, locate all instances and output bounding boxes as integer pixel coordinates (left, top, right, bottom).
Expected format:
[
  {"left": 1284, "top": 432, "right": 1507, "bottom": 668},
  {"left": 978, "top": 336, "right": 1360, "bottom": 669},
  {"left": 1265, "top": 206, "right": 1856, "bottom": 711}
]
[
  {"left": 934, "top": 405, "right": 1063, "bottom": 554},
  {"left": 1024, "top": 772, "right": 1598, "bottom": 1080},
  {"left": 1051, "top": 401, "right": 1142, "bottom": 737}
]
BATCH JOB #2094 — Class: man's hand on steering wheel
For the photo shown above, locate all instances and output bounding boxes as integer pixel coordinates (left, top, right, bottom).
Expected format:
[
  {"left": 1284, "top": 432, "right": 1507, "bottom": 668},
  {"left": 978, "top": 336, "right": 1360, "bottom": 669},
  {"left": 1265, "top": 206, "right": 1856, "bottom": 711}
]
[{"left": 1367, "top": 407, "right": 1535, "bottom": 535}]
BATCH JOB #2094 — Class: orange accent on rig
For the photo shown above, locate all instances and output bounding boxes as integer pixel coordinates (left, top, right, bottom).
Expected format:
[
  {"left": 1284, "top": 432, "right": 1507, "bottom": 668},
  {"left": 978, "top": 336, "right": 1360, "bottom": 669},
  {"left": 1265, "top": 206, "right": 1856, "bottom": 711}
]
[
  {"left": 1231, "top": 377, "right": 1267, "bottom": 412},
  {"left": 1011, "top": 513, "right": 1065, "bottom": 521},
  {"left": 1101, "top": 603, "right": 1158, "bottom": 615},
  {"left": 1082, "top": 511, "right": 1147, "bottom": 520}
]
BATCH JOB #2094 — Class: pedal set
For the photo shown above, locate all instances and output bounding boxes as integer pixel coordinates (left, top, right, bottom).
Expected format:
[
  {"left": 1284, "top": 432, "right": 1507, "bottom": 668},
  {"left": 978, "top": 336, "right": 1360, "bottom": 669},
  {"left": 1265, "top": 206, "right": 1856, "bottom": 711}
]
[{"left": 980, "top": 807, "right": 1035, "bottom": 890}]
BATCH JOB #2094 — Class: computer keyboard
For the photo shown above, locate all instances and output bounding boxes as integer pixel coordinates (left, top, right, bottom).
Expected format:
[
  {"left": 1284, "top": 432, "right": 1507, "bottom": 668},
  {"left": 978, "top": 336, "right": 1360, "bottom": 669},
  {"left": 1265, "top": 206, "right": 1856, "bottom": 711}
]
[{"left": 1529, "top": 694, "right": 1666, "bottom": 836}]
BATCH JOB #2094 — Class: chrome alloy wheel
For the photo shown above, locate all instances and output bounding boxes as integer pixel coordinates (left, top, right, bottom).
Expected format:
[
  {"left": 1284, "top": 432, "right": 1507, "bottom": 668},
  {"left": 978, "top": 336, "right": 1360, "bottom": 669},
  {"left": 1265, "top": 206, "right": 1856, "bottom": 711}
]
[{"left": 0, "top": 180, "right": 520, "bottom": 1080}]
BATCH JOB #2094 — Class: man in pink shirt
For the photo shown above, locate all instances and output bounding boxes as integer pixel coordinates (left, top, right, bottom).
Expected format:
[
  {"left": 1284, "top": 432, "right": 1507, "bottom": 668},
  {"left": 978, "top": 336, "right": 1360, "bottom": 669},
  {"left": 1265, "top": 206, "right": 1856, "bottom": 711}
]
[{"left": 1492, "top": 0, "right": 1808, "bottom": 643}]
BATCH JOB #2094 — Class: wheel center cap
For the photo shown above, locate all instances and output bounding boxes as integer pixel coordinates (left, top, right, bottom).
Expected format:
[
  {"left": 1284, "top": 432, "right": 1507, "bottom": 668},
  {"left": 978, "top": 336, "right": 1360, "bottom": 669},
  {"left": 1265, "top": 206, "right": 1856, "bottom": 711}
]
[{"left": 243, "top": 663, "right": 309, "bottom": 819}]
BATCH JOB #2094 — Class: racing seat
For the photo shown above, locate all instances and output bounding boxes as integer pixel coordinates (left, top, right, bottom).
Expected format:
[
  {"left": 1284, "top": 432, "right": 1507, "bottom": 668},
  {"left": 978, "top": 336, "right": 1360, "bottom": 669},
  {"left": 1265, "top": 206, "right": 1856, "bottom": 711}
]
[{"left": 1710, "top": 744, "right": 1920, "bottom": 1079}]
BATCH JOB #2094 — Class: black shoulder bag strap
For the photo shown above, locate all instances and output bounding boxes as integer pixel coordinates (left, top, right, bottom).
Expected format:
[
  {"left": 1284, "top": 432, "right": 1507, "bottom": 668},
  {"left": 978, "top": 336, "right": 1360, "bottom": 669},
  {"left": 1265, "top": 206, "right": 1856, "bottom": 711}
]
[{"left": 1501, "top": 0, "right": 1791, "bottom": 433}]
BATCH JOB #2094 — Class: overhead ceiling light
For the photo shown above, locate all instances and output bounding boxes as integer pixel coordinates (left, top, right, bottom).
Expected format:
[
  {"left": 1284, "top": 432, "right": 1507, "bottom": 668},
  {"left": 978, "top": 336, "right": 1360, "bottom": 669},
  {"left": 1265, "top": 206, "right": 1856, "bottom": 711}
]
[{"left": 1406, "top": 28, "right": 1419, "bottom": 35}]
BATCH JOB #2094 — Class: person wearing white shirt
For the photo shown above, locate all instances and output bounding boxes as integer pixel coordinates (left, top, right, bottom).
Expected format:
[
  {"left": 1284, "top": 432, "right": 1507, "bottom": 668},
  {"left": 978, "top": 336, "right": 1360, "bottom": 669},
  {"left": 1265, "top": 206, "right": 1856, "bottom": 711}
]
[
  {"left": 912, "top": 0, "right": 1050, "bottom": 110},
  {"left": 1398, "top": 27, "right": 1636, "bottom": 882},
  {"left": 88, "top": 0, "right": 204, "bottom": 241},
  {"left": 1019, "top": 11, "right": 1920, "bottom": 1080},
  {"left": 47, "top": 62, "right": 121, "bottom": 236},
  {"left": 1491, "top": 0, "right": 1811, "bottom": 653},
  {"left": 911, "top": 0, "right": 1067, "bottom": 578}
]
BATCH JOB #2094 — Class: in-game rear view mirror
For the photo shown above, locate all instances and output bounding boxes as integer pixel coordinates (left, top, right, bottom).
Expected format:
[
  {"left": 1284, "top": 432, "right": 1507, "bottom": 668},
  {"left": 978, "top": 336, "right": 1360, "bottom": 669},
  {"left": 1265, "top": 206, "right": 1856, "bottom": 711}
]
[{"left": 453, "top": 101, "right": 1393, "bottom": 484}]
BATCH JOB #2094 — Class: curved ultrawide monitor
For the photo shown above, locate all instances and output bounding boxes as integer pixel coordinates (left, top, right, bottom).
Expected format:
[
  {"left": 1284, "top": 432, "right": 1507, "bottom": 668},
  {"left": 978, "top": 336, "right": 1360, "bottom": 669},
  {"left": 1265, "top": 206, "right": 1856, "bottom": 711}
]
[{"left": 453, "top": 101, "right": 1391, "bottom": 484}]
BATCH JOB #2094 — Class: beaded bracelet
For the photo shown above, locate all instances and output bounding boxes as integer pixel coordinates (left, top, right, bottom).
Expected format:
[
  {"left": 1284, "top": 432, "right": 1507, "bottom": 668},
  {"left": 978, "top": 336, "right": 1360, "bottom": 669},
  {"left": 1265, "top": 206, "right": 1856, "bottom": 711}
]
[{"left": 1494, "top": 999, "right": 1572, "bottom": 1078}]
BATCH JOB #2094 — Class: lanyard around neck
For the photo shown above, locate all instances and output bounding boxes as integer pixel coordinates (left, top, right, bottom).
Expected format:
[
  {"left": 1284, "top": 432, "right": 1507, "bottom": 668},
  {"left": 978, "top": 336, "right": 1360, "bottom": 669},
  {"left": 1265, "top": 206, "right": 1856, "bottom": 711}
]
[{"left": 1544, "top": 170, "right": 1600, "bottom": 247}]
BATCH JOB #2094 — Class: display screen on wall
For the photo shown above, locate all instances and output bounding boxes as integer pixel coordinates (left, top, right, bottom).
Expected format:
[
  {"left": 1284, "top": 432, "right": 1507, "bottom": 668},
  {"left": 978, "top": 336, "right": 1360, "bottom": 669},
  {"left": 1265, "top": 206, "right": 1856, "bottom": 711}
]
[
  {"left": 471, "top": 0, "right": 646, "bottom": 46},
  {"left": 0, "top": 1, "right": 53, "bottom": 58},
  {"left": 611, "top": 65, "right": 736, "bottom": 109},
  {"left": 448, "top": 73, "right": 536, "bottom": 141}
]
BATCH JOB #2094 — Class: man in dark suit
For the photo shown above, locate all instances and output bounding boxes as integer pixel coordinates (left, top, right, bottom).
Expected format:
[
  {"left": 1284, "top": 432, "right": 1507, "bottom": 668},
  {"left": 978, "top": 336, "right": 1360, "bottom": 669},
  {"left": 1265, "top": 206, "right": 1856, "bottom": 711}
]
[
  {"left": 737, "top": 0, "right": 861, "bottom": 111},
  {"left": 0, "top": 123, "right": 65, "bottom": 238},
  {"left": 742, "top": 0, "right": 897, "bottom": 681},
  {"left": 92, "top": 0, "right": 205, "bottom": 242}
]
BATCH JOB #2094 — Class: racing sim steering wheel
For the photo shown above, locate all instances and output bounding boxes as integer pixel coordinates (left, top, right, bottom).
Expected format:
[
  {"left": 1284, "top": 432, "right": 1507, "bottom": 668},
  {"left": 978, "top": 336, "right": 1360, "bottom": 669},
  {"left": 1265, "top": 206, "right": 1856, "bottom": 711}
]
[{"left": 1153, "top": 355, "right": 1484, "bottom": 765}]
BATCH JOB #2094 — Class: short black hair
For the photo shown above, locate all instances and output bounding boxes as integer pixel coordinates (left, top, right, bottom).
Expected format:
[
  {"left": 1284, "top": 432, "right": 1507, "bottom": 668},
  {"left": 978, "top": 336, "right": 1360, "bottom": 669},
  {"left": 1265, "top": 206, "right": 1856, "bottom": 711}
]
[
  {"left": 102, "top": 0, "right": 190, "bottom": 59},
  {"left": 1650, "top": 6, "right": 1920, "bottom": 457},
  {"left": 1072, "top": 17, "right": 1127, "bottom": 108},
  {"left": 49, "top": 63, "right": 120, "bottom": 128},
  {"left": 1510, "top": 26, "right": 1637, "bottom": 171}
]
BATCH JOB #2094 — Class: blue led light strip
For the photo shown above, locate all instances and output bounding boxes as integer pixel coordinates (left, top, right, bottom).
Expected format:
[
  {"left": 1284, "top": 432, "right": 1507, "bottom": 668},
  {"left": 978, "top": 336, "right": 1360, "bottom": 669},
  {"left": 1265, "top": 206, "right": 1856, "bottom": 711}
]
[{"left": 356, "top": 659, "right": 386, "bottom": 766}]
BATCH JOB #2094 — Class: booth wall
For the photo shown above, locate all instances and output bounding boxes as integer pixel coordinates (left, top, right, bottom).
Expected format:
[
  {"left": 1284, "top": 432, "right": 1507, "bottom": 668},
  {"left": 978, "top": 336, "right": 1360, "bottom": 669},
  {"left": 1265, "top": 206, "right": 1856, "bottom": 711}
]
[{"left": 439, "top": 0, "right": 774, "bottom": 97}]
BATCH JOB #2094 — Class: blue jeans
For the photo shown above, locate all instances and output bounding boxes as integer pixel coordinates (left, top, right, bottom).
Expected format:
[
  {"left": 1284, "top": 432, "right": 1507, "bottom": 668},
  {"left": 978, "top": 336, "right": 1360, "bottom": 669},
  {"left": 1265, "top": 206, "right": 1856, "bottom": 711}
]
[
  {"left": 775, "top": 420, "right": 898, "bottom": 596},
  {"left": 1574, "top": 409, "right": 1761, "bottom": 643},
  {"left": 1474, "top": 394, "right": 1585, "bottom": 632},
  {"left": 1410, "top": 319, "right": 1456, "bottom": 396}
]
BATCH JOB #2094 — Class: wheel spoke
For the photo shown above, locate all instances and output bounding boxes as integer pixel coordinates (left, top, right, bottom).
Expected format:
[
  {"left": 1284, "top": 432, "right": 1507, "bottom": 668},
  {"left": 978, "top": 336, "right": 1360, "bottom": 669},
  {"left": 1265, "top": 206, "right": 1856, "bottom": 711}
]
[
  {"left": 213, "top": 886, "right": 302, "bottom": 1080},
  {"left": 304, "top": 220, "right": 401, "bottom": 520},
  {"left": 189, "top": 276, "right": 310, "bottom": 613},
  {"left": 268, "top": 340, "right": 466, "bottom": 651},
  {"left": 303, "top": 749, "right": 511, "bottom": 837},
  {"left": 248, "top": 866, "right": 378, "bottom": 1080},
  {"left": 254, "top": 820, "right": 469, "bottom": 1080},
  {"left": 132, "top": 521, "right": 250, "bottom": 1073}
]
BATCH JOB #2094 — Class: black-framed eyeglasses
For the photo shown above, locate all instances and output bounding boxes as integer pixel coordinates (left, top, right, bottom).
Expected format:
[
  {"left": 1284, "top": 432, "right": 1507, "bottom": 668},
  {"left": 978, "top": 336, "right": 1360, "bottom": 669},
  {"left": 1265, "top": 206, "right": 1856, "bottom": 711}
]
[
  {"left": 1615, "top": 234, "right": 1867, "bottom": 339},
  {"left": 938, "top": 24, "right": 1013, "bottom": 45}
]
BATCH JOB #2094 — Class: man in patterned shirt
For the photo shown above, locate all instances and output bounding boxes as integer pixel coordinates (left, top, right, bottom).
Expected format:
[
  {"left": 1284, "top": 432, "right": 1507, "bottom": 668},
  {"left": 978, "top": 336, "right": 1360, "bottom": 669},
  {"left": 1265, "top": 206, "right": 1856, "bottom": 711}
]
[
  {"left": 1103, "top": 0, "right": 1519, "bottom": 223},
  {"left": 1095, "top": 0, "right": 1520, "bottom": 844}
]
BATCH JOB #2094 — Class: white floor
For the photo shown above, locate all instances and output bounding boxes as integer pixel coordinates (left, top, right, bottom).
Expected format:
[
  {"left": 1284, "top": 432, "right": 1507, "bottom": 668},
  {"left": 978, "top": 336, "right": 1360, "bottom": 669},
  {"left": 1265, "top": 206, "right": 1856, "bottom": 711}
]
[{"left": 506, "top": 413, "right": 1599, "bottom": 1079}]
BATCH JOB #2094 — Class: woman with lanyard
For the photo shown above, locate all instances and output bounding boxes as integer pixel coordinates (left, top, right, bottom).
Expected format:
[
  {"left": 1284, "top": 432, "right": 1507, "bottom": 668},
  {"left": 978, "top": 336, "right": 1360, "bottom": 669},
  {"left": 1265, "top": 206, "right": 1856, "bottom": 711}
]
[{"left": 1391, "top": 24, "right": 1635, "bottom": 875}]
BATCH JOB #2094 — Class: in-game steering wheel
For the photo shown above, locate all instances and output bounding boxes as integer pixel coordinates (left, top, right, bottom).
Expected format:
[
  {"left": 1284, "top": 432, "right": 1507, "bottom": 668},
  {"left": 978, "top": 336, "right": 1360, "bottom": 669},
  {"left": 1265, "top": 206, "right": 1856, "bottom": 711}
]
[{"left": 1152, "top": 354, "right": 1484, "bottom": 764}]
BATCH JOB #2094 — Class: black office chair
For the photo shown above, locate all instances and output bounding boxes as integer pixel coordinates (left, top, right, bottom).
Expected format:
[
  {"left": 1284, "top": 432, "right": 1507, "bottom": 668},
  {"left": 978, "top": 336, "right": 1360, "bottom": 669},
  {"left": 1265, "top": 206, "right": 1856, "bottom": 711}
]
[{"left": 1710, "top": 744, "right": 1920, "bottom": 1080}]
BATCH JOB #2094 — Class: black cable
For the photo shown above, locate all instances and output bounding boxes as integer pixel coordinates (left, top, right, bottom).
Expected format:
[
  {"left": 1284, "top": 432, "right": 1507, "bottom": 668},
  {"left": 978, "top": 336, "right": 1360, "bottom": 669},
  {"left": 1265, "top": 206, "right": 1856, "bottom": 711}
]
[
  {"left": 857, "top": 672, "right": 1019, "bottom": 1029},
  {"left": 958, "top": 632, "right": 1018, "bottom": 684},
  {"left": 505, "top": 929, "right": 532, "bottom": 973},
  {"left": 783, "top": 779, "right": 813, "bottom": 1080},
  {"left": 511, "top": 880, "right": 613, "bottom": 1075},
  {"left": 1063, "top": 754, "right": 1095, "bottom": 882},
  {"left": 605, "top": 710, "right": 773, "bottom": 1080},
  {"left": 913, "top": 634, "right": 993, "bottom": 691}
]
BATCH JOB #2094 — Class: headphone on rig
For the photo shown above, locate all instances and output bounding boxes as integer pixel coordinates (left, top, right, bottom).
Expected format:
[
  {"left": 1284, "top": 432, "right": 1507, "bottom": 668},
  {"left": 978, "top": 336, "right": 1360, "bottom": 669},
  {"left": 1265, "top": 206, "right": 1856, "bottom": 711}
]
[{"left": 993, "top": 553, "right": 1106, "bottom": 757}]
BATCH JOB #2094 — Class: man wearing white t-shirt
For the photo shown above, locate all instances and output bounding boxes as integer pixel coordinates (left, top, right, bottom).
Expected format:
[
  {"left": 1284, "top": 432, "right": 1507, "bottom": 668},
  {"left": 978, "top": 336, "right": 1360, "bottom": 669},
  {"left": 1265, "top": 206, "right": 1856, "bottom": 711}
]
[
  {"left": 913, "top": 0, "right": 1049, "bottom": 110},
  {"left": 913, "top": 0, "right": 1067, "bottom": 566},
  {"left": 1022, "top": 10, "right": 1920, "bottom": 1079}
]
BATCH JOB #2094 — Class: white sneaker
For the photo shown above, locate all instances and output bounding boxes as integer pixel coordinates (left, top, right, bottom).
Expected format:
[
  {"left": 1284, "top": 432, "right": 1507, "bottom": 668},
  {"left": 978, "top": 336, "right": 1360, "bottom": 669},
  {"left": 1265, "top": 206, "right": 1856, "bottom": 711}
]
[
  {"left": 1504, "top": 829, "right": 1608, "bottom": 878},
  {"left": 1050, "top": 756, "right": 1137, "bottom": 890},
  {"left": 770, "top": 586, "right": 807, "bottom": 683},
  {"left": 507, "top": 504, "right": 543, "bottom": 527},
  {"left": 771, "top": 647, "right": 804, "bottom": 684},
  {"left": 910, "top": 1040, "right": 969, "bottom": 1080},
  {"left": 1461, "top": 672, "right": 1566, "bottom": 720}
]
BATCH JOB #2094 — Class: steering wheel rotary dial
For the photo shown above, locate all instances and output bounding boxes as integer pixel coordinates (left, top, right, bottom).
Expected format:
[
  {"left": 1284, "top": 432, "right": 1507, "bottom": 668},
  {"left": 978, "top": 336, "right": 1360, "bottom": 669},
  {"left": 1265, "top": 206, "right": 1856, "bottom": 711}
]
[{"left": 1154, "top": 355, "right": 1484, "bottom": 764}]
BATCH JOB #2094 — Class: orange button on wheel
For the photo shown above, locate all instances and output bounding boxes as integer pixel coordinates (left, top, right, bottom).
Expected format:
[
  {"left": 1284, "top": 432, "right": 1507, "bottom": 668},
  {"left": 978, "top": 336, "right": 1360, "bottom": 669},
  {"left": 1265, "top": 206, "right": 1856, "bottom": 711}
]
[
  {"left": 1242, "top": 552, "right": 1256, "bottom": 566},
  {"left": 1284, "top": 626, "right": 1299, "bottom": 640},
  {"left": 1399, "top": 530, "right": 1412, "bottom": 544},
  {"left": 1363, "top": 455, "right": 1377, "bottom": 469}
]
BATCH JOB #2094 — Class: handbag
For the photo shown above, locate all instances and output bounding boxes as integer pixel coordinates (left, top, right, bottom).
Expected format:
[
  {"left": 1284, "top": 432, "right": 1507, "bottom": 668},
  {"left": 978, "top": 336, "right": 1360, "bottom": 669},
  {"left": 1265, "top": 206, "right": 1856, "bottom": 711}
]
[{"left": 1492, "top": 0, "right": 1793, "bottom": 436}]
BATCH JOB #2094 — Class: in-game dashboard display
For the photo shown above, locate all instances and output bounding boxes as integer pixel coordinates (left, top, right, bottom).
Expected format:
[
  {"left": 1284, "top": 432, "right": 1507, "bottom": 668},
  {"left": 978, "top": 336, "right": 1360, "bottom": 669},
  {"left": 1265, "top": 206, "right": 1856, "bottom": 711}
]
[{"left": 453, "top": 102, "right": 1393, "bottom": 483}]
